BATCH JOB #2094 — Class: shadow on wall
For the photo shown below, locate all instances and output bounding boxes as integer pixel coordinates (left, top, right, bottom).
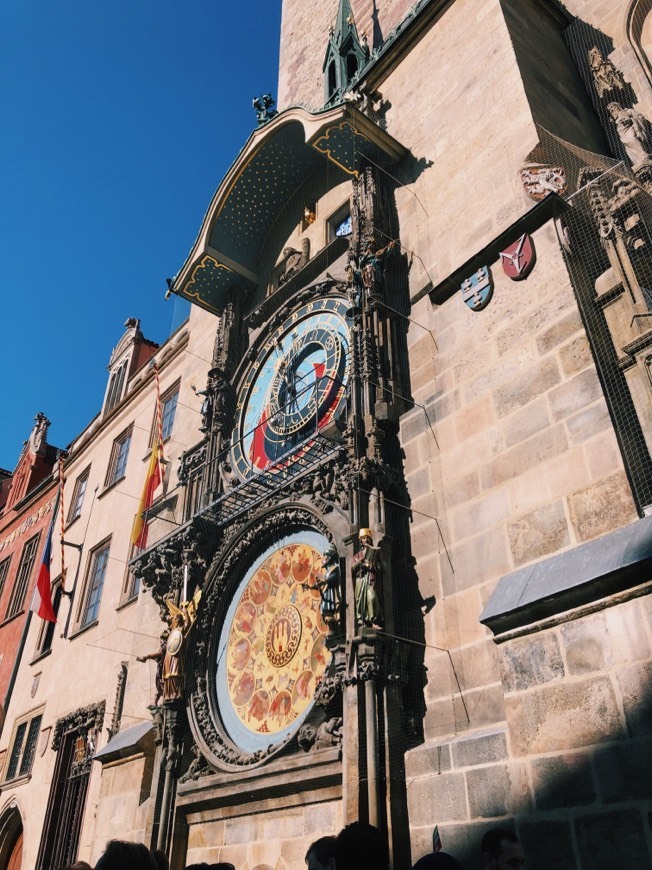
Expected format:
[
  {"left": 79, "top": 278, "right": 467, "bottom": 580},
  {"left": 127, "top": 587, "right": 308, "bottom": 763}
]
[{"left": 408, "top": 645, "right": 652, "bottom": 870}]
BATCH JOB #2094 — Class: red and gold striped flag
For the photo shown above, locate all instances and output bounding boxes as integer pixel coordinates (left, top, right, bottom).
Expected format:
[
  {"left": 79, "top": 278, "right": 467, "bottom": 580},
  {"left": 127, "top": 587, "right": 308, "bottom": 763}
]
[{"left": 131, "top": 364, "right": 164, "bottom": 550}]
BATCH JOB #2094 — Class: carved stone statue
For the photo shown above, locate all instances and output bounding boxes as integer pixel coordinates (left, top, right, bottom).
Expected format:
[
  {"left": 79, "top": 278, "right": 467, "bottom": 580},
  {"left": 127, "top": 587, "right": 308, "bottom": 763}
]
[
  {"left": 137, "top": 629, "right": 169, "bottom": 705},
  {"left": 297, "top": 716, "right": 343, "bottom": 751},
  {"left": 352, "top": 528, "right": 383, "bottom": 629},
  {"left": 278, "top": 238, "right": 310, "bottom": 286},
  {"left": 353, "top": 235, "right": 396, "bottom": 301},
  {"left": 303, "top": 544, "right": 341, "bottom": 626},
  {"left": 608, "top": 102, "right": 652, "bottom": 168},
  {"left": 138, "top": 590, "right": 201, "bottom": 703},
  {"left": 252, "top": 93, "right": 278, "bottom": 125},
  {"left": 588, "top": 47, "right": 625, "bottom": 98},
  {"left": 28, "top": 412, "right": 50, "bottom": 455}
]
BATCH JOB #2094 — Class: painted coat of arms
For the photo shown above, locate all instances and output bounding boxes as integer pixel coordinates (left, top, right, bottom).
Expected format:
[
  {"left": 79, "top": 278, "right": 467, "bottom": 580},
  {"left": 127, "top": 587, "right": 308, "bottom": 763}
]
[
  {"left": 499, "top": 234, "right": 536, "bottom": 280},
  {"left": 461, "top": 266, "right": 494, "bottom": 311},
  {"left": 520, "top": 165, "right": 567, "bottom": 201}
]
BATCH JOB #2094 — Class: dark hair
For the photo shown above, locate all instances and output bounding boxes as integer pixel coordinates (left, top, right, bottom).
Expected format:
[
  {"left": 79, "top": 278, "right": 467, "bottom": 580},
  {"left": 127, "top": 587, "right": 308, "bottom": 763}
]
[
  {"left": 306, "top": 835, "right": 337, "bottom": 865},
  {"left": 412, "top": 853, "right": 462, "bottom": 870},
  {"left": 95, "top": 840, "right": 157, "bottom": 870},
  {"left": 185, "top": 864, "right": 236, "bottom": 870},
  {"left": 481, "top": 829, "right": 519, "bottom": 858},
  {"left": 336, "top": 822, "right": 389, "bottom": 870},
  {"left": 151, "top": 850, "right": 169, "bottom": 870}
]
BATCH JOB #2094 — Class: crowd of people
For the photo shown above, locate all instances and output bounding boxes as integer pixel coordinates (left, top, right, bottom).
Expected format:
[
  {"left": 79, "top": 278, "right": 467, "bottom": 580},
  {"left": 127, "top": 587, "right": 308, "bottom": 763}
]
[{"left": 61, "top": 823, "right": 524, "bottom": 870}]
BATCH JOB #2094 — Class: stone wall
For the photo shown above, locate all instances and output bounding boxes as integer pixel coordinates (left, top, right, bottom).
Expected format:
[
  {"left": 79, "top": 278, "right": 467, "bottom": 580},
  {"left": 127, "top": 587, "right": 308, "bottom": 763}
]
[{"left": 184, "top": 798, "right": 342, "bottom": 868}]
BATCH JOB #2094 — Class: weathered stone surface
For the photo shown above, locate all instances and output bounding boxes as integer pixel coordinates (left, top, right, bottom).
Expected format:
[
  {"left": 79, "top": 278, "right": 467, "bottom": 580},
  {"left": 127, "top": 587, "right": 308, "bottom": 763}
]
[
  {"left": 507, "top": 500, "right": 570, "bottom": 566},
  {"left": 501, "top": 632, "right": 565, "bottom": 692},
  {"left": 406, "top": 771, "right": 468, "bottom": 824},
  {"left": 492, "top": 358, "right": 560, "bottom": 418},
  {"left": 502, "top": 397, "right": 550, "bottom": 449},
  {"left": 505, "top": 677, "right": 624, "bottom": 755},
  {"left": 575, "top": 810, "right": 651, "bottom": 870},
  {"left": 223, "top": 818, "right": 258, "bottom": 844},
  {"left": 443, "top": 470, "right": 481, "bottom": 510},
  {"left": 451, "top": 489, "right": 511, "bottom": 543},
  {"left": 451, "top": 728, "right": 508, "bottom": 768},
  {"left": 519, "top": 820, "right": 576, "bottom": 870},
  {"left": 405, "top": 742, "right": 452, "bottom": 780},
  {"left": 304, "top": 802, "right": 339, "bottom": 835},
  {"left": 565, "top": 401, "right": 610, "bottom": 445},
  {"left": 616, "top": 661, "right": 652, "bottom": 737},
  {"left": 561, "top": 603, "right": 650, "bottom": 675},
  {"left": 441, "top": 526, "right": 512, "bottom": 596},
  {"left": 465, "top": 762, "right": 531, "bottom": 818},
  {"left": 559, "top": 333, "right": 593, "bottom": 376},
  {"left": 535, "top": 309, "right": 584, "bottom": 355},
  {"left": 594, "top": 741, "right": 652, "bottom": 803},
  {"left": 531, "top": 753, "right": 596, "bottom": 809},
  {"left": 480, "top": 424, "right": 568, "bottom": 490},
  {"left": 548, "top": 368, "right": 603, "bottom": 422},
  {"left": 449, "top": 640, "right": 502, "bottom": 693},
  {"left": 568, "top": 471, "right": 637, "bottom": 542}
]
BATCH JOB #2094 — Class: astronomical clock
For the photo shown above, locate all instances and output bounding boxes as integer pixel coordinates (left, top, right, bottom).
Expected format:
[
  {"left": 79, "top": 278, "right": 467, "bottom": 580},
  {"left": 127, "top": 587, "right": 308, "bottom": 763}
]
[{"left": 136, "top": 99, "right": 417, "bottom": 867}]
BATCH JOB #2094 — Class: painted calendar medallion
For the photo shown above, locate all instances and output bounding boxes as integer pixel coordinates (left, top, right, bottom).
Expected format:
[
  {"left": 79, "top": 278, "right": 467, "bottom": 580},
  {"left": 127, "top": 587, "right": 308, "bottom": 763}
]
[{"left": 215, "top": 531, "right": 332, "bottom": 752}]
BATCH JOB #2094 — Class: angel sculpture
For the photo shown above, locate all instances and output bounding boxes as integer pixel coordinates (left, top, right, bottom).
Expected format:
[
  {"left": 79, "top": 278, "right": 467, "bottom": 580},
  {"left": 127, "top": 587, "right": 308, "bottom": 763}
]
[{"left": 138, "top": 589, "right": 201, "bottom": 703}]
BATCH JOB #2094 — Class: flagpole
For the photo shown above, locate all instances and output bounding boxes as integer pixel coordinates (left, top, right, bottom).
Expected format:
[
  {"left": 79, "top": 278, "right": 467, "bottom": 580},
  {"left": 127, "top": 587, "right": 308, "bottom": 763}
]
[{"left": 59, "top": 455, "right": 66, "bottom": 591}]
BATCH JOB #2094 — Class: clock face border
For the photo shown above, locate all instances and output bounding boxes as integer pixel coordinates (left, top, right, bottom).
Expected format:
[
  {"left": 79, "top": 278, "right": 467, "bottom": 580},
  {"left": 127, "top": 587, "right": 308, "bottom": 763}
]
[
  {"left": 212, "top": 529, "right": 332, "bottom": 755},
  {"left": 231, "top": 296, "right": 351, "bottom": 481}
]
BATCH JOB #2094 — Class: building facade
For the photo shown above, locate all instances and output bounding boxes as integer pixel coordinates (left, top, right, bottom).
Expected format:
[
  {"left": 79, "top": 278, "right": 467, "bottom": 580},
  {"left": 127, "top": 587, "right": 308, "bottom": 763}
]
[{"left": 1, "top": 1, "right": 652, "bottom": 868}]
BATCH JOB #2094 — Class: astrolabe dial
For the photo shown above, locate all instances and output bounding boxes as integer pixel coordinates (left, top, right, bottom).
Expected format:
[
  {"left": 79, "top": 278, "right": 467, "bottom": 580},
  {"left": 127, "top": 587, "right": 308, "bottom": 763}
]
[
  {"left": 215, "top": 531, "right": 332, "bottom": 753},
  {"left": 231, "top": 297, "right": 350, "bottom": 479}
]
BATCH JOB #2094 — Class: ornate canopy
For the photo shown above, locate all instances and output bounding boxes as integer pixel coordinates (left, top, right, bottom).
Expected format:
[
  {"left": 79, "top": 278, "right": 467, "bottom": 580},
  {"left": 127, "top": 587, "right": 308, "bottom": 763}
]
[{"left": 169, "top": 103, "right": 407, "bottom": 315}]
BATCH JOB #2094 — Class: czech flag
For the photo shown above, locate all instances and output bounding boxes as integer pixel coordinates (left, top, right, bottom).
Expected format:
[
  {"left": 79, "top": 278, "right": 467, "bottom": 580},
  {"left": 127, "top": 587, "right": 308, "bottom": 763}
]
[
  {"left": 131, "top": 442, "right": 162, "bottom": 550},
  {"left": 30, "top": 493, "right": 59, "bottom": 623}
]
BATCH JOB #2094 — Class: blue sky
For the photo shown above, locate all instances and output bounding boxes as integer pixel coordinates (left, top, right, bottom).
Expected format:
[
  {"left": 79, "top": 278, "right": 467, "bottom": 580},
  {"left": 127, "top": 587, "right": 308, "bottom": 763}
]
[{"left": 0, "top": 0, "right": 282, "bottom": 471}]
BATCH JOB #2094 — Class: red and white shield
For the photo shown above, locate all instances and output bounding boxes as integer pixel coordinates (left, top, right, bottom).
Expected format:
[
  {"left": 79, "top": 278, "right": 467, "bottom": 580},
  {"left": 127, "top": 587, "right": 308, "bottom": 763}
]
[{"left": 499, "top": 234, "right": 536, "bottom": 281}]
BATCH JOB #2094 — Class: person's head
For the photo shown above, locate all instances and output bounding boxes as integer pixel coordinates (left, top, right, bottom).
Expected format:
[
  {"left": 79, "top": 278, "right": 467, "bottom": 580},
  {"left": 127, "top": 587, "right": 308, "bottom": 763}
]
[
  {"left": 95, "top": 840, "right": 157, "bottom": 870},
  {"left": 336, "top": 822, "right": 388, "bottom": 870},
  {"left": 358, "top": 528, "right": 373, "bottom": 547},
  {"left": 306, "top": 835, "right": 337, "bottom": 870},
  {"left": 185, "top": 865, "right": 235, "bottom": 870},
  {"left": 151, "top": 849, "right": 169, "bottom": 870},
  {"left": 481, "top": 829, "right": 524, "bottom": 870},
  {"left": 412, "top": 852, "right": 462, "bottom": 870}
]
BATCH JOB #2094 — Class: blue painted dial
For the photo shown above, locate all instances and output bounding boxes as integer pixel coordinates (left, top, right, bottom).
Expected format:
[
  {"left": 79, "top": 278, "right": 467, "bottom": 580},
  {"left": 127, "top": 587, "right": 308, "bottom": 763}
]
[{"left": 231, "top": 297, "right": 351, "bottom": 479}]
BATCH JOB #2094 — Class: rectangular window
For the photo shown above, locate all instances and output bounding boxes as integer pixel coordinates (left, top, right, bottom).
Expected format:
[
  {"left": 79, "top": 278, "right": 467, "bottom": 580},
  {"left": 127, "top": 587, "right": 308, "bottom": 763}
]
[
  {"left": 67, "top": 467, "right": 90, "bottom": 523},
  {"left": 105, "top": 427, "right": 132, "bottom": 488},
  {"left": 327, "top": 201, "right": 352, "bottom": 242},
  {"left": 5, "top": 535, "right": 40, "bottom": 621},
  {"left": 122, "top": 544, "right": 141, "bottom": 602},
  {"left": 5, "top": 712, "right": 42, "bottom": 781},
  {"left": 35, "top": 580, "right": 63, "bottom": 656},
  {"left": 160, "top": 383, "right": 179, "bottom": 442},
  {"left": 81, "top": 540, "right": 110, "bottom": 628},
  {"left": 0, "top": 557, "right": 11, "bottom": 601}
]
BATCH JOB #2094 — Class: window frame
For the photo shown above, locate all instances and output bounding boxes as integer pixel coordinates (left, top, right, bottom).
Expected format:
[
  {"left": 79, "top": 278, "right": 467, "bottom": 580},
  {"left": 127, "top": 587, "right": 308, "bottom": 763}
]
[
  {"left": 104, "top": 358, "right": 128, "bottom": 415},
  {"left": 104, "top": 427, "right": 133, "bottom": 489},
  {"left": 151, "top": 381, "right": 180, "bottom": 445},
  {"left": 120, "top": 543, "right": 141, "bottom": 605},
  {"left": 3, "top": 708, "right": 44, "bottom": 783},
  {"left": 33, "top": 577, "right": 63, "bottom": 659},
  {"left": 5, "top": 534, "right": 41, "bottom": 621},
  {"left": 79, "top": 539, "right": 111, "bottom": 629},
  {"left": 67, "top": 466, "right": 90, "bottom": 524},
  {"left": 327, "top": 200, "right": 352, "bottom": 243},
  {"left": 0, "top": 556, "right": 12, "bottom": 603}
]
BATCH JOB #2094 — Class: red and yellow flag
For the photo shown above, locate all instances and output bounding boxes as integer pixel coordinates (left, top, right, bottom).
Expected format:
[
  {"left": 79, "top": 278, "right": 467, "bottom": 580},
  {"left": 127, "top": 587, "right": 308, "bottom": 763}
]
[
  {"left": 131, "top": 441, "right": 162, "bottom": 550},
  {"left": 132, "top": 362, "right": 164, "bottom": 551}
]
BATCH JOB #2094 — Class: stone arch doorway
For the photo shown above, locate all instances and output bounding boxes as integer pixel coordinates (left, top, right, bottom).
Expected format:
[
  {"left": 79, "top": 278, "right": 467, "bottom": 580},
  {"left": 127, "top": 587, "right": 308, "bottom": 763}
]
[{"left": 0, "top": 802, "right": 24, "bottom": 870}]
